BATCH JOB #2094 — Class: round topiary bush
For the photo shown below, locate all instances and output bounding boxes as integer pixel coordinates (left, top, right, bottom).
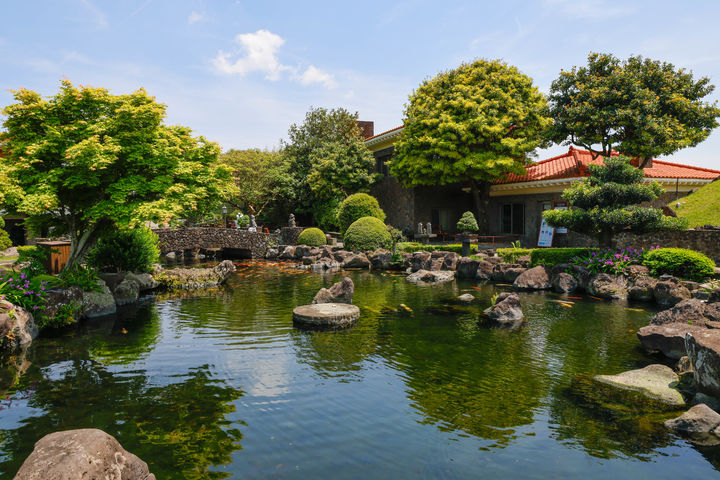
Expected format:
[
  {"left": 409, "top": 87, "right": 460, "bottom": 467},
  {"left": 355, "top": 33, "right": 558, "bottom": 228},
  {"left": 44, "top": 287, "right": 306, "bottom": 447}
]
[
  {"left": 297, "top": 227, "right": 327, "bottom": 247},
  {"left": 336, "top": 193, "right": 386, "bottom": 233},
  {"left": 343, "top": 216, "right": 392, "bottom": 252},
  {"left": 643, "top": 247, "right": 716, "bottom": 281}
]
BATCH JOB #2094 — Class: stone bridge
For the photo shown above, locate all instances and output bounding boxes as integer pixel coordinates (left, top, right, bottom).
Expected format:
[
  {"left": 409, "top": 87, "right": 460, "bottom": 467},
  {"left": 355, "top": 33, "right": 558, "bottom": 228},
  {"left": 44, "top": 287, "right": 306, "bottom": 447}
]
[{"left": 153, "top": 228, "right": 278, "bottom": 258}]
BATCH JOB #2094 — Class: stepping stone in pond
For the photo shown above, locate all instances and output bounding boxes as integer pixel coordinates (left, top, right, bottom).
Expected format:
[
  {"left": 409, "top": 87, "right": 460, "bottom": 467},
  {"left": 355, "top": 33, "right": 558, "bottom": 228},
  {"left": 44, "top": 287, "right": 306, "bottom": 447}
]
[{"left": 293, "top": 303, "right": 360, "bottom": 330}]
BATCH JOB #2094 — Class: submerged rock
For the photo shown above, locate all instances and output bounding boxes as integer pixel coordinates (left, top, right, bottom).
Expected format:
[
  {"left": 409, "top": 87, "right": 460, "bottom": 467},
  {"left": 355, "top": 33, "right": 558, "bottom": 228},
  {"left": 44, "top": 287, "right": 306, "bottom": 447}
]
[
  {"left": 14, "top": 428, "right": 155, "bottom": 480},
  {"left": 312, "top": 277, "right": 354, "bottom": 304},
  {"left": 456, "top": 293, "right": 475, "bottom": 304},
  {"left": 592, "top": 364, "right": 686, "bottom": 410},
  {"left": 483, "top": 292, "right": 524, "bottom": 329}
]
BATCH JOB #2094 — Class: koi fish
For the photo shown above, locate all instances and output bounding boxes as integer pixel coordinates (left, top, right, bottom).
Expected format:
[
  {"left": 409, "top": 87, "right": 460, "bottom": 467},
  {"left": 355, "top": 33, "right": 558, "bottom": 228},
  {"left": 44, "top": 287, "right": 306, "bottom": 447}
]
[
  {"left": 552, "top": 299, "right": 574, "bottom": 304},
  {"left": 626, "top": 308, "right": 645, "bottom": 312},
  {"left": 566, "top": 296, "right": 583, "bottom": 300},
  {"left": 559, "top": 303, "right": 574, "bottom": 308},
  {"left": 589, "top": 296, "right": 605, "bottom": 300},
  {"left": 471, "top": 286, "right": 482, "bottom": 290}
]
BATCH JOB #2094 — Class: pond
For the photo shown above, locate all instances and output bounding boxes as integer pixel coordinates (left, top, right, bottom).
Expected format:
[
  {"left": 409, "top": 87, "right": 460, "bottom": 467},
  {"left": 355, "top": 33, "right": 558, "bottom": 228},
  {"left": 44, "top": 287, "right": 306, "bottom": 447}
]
[{"left": 1, "top": 261, "right": 720, "bottom": 479}]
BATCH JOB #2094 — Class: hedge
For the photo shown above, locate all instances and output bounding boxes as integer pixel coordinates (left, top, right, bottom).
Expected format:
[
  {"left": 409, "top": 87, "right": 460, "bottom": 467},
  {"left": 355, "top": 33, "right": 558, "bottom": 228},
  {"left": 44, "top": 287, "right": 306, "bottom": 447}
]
[
  {"left": 297, "top": 228, "right": 327, "bottom": 247},
  {"left": 395, "top": 242, "right": 479, "bottom": 255},
  {"left": 530, "top": 248, "right": 596, "bottom": 267},
  {"left": 336, "top": 193, "right": 386, "bottom": 233},
  {"left": 343, "top": 217, "right": 392, "bottom": 252},
  {"left": 497, "top": 247, "right": 534, "bottom": 263},
  {"left": 643, "top": 247, "right": 715, "bottom": 281}
]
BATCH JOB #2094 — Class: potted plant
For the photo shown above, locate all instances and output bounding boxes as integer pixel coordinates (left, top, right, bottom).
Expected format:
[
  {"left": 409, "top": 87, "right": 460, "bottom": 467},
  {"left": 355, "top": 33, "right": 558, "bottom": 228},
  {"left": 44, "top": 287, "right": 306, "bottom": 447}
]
[{"left": 456, "top": 211, "right": 479, "bottom": 257}]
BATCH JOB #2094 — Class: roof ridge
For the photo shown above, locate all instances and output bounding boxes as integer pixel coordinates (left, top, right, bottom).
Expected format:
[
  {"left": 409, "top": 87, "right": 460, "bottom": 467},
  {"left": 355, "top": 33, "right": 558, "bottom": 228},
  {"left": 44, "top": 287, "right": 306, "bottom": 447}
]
[
  {"left": 651, "top": 159, "right": 720, "bottom": 174},
  {"left": 365, "top": 125, "right": 404, "bottom": 141}
]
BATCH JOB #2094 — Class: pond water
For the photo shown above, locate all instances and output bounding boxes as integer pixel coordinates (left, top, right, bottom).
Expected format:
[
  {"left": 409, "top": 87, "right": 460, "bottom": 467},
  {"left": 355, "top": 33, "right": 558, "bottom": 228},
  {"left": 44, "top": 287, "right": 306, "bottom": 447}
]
[{"left": 1, "top": 261, "right": 720, "bottom": 479}]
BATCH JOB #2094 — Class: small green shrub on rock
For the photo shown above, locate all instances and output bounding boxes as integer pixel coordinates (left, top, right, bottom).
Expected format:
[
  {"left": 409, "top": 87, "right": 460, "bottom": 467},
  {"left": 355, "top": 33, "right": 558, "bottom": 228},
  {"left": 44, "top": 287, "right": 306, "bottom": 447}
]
[
  {"left": 497, "top": 247, "right": 534, "bottom": 263},
  {"left": 643, "top": 247, "right": 715, "bottom": 281},
  {"left": 297, "top": 228, "right": 327, "bottom": 246},
  {"left": 0, "top": 218, "right": 11, "bottom": 251},
  {"left": 530, "top": 248, "right": 595, "bottom": 266},
  {"left": 456, "top": 211, "right": 479, "bottom": 233},
  {"left": 344, "top": 217, "right": 392, "bottom": 252},
  {"left": 87, "top": 227, "right": 160, "bottom": 273},
  {"left": 395, "top": 242, "right": 478, "bottom": 255},
  {"left": 336, "top": 193, "right": 386, "bottom": 233}
]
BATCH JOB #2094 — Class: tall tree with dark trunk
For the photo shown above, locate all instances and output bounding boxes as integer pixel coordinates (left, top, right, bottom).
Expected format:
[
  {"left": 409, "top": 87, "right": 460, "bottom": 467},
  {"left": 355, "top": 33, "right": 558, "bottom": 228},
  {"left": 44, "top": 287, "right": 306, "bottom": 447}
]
[
  {"left": 0, "top": 81, "right": 234, "bottom": 268},
  {"left": 549, "top": 52, "right": 720, "bottom": 168},
  {"left": 389, "top": 59, "right": 551, "bottom": 231}
]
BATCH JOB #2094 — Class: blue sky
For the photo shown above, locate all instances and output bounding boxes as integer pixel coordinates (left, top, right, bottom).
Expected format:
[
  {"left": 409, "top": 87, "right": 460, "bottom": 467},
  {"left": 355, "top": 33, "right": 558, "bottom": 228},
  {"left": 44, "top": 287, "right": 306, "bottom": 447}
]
[{"left": 2, "top": 0, "right": 720, "bottom": 169}]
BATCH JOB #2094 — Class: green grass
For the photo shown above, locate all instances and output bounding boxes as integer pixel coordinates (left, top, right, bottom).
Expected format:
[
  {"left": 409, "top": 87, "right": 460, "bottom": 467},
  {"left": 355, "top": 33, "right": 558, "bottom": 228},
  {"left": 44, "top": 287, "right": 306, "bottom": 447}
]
[{"left": 671, "top": 180, "right": 720, "bottom": 227}]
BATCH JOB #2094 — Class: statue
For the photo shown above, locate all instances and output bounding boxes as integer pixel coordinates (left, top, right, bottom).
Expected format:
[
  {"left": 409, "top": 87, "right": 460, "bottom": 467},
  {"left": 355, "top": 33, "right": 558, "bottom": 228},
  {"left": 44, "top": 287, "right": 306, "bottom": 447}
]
[
  {"left": 249, "top": 215, "right": 257, "bottom": 228},
  {"left": 289, "top": 214, "right": 296, "bottom": 228},
  {"left": 426, "top": 222, "right": 432, "bottom": 235},
  {"left": 417, "top": 222, "right": 424, "bottom": 234}
]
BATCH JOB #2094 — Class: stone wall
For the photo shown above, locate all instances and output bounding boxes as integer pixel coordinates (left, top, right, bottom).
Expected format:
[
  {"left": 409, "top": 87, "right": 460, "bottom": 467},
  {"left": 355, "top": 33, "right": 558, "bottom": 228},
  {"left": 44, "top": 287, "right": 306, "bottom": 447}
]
[
  {"left": 372, "top": 176, "right": 414, "bottom": 232},
  {"left": 569, "top": 229, "right": 720, "bottom": 263},
  {"left": 281, "top": 227, "right": 305, "bottom": 245},
  {"left": 153, "top": 228, "right": 277, "bottom": 258}
]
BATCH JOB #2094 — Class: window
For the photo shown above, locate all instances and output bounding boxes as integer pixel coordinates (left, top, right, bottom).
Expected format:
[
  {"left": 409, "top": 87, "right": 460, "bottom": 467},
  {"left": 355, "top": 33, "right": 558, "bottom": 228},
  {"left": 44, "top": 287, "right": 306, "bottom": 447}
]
[
  {"left": 431, "top": 208, "right": 453, "bottom": 232},
  {"left": 375, "top": 154, "right": 390, "bottom": 177},
  {"left": 500, "top": 203, "right": 524, "bottom": 235}
]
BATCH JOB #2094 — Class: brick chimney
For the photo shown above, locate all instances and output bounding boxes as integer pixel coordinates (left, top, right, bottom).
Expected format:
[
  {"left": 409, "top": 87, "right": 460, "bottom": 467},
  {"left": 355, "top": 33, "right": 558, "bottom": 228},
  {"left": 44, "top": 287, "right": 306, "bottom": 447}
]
[{"left": 357, "top": 121, "right": 374, "bottom": 139}]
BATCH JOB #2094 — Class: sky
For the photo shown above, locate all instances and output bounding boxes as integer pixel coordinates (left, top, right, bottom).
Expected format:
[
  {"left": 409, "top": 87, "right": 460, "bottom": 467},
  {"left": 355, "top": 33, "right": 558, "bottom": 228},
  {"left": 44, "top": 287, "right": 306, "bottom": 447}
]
[{"left": 1, "top": 0, "right": 720, "bottom": 169}]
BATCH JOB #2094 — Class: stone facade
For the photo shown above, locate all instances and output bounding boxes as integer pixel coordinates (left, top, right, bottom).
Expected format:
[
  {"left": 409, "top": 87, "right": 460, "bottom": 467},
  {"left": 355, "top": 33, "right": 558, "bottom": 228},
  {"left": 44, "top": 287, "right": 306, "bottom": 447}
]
[
  {"left": 281, "top": 227, "right": 305, "bottom": 245},
  {"left": 372, "top": 175, "right": 415, "bottom": 232},
  {"left": 153, "top": 228, "right": 276, "bottom": 258}
]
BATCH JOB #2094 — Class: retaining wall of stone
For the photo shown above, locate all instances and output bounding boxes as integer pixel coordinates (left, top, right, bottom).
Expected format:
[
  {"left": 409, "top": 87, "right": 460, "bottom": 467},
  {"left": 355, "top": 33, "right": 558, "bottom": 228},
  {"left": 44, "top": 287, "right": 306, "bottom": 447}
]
[{"left": 153, "top": 228, "right": 277, "bottom": 258}]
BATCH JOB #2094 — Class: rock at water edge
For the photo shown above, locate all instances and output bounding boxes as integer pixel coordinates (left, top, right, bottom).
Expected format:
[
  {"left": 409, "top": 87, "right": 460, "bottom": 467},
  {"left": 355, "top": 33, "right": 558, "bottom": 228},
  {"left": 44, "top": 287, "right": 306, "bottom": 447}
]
[{"left": 313, "top": 277, "right": 354, "bottom": 304}]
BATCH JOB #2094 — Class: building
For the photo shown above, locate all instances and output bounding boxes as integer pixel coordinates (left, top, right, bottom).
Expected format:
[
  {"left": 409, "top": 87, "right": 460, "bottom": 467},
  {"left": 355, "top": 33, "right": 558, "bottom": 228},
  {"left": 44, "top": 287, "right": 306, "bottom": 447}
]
[{"left": 364, "top": 124, "right": 720, "bottom": 247}]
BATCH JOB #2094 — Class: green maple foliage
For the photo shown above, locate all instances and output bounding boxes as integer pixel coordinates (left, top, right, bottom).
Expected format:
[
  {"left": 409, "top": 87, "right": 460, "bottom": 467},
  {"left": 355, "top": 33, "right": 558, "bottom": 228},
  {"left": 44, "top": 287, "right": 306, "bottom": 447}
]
[
  {"left": 549, "top": 52, "right": 720, "bottom": 167},
  {"left": 390, "top": 59, "right": 551, "bottom": 230},
  {"left": 1, "top": 80, "right": 234, "bottom": 268}
]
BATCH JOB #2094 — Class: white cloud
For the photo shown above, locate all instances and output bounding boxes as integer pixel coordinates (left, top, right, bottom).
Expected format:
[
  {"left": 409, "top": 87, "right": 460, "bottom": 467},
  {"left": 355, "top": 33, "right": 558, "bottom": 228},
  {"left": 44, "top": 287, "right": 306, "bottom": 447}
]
[
  {"left": 297, "top": 65, "right": 337, "bottom": 88},
  {"left": 188, "top": 11, "right": 205, "bottom": 24},
  {"left": 212, "top": 29, "right": 290, "bottom": 80}
]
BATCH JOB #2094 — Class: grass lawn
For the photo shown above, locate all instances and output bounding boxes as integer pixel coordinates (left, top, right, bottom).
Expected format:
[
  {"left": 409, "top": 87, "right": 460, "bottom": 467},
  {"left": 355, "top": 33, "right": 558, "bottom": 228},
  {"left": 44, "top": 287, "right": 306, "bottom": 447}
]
[{"left": 671, "top": 179, "right": 720, "bottom": 227}]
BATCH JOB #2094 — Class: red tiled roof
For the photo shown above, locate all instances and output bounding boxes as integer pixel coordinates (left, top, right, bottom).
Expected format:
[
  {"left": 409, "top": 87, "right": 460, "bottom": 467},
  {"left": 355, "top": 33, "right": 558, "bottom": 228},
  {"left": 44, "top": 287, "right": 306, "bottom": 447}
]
[{"left": 495, "top": 147, "right": 720, "bottom": 184}]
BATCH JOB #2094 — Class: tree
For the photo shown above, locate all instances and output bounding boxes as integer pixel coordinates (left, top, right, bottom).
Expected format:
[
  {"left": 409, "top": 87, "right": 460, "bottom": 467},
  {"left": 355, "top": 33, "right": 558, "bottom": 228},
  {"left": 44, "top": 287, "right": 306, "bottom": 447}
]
[
  {"left": 217, "top": 148, "right": 289, "bottom": 216},
  {"left": 307, "top": 138, "right": 378, "bottom": 201},
  {"left": 390, "top": 59, "right": 551, "bottom": 231},
  {"left": 549, "top": 52, "right": 720, "bottom": 167},
  {"left": 0, "top": 80, "right": 234, "bottom": 268},
  {"left": 281, "top": 107, "right": 367, "bottom": 222},
  {"left": 543, "top": 156, "right": 687, "bottom": 248}
]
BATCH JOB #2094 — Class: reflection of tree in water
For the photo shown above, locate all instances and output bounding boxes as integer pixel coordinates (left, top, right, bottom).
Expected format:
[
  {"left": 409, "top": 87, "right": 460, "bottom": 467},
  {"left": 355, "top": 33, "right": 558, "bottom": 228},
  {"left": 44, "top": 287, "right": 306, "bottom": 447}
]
[
  {"left": 0, "top": 357, "right": 243, "bottom": 480},
  {"left": 86, "top": 303, "right": 163, "bottom": 365}
]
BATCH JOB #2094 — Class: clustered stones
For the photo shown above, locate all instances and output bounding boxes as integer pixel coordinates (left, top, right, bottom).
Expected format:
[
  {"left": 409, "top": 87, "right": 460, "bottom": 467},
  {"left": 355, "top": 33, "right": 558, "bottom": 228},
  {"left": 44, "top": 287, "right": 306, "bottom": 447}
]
[{"left": 153, "top": 227, "right": 277, "bottom": 258}]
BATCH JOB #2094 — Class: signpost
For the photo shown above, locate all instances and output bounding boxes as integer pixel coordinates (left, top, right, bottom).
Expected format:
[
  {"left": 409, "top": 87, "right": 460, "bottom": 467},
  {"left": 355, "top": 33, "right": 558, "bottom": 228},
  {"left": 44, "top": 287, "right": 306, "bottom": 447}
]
[{"left": 537, "top": 217, "right": 554, "bottom": 247}]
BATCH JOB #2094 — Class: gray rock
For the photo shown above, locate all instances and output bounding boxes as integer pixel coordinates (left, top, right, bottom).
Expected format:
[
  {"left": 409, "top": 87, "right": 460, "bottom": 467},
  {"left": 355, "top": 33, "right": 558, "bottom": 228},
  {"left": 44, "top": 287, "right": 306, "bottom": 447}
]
[
  {"left": 686, "top": 329, "right": 720, "bottom": 399},
  {"left": 516, "top": 255, "right": 531, "bottom": 267},
  {"left": 406, "top": 269, "right": 455, "bottom": 285},
  {"left": 513, "top": 266, "right": 552, "bottom": 290},
  {"left": 637, "top": 323, "right": 707, "bottom": 359},
  {"left": 709, "top": 288, "right": 720, "bottom": 303},
  {"left": 41, "top": 287, "right": 83, "bottom": 323},
  {"left": 491, "top": 263, "right": 527, "bottom": 283},
  {"left": 293, "top": 303, "right": 360, "bottom": 329},
  {"left": 678, "top": 356, "right": 693, "bottom": 374},
  {"left": 651, "top": 299, "right": 710, "bottom": 326},
  {"left": 593, "top": 364, "right": 686, "bottom": 409},
  {"left": 628, "top": 276, "right": 658, "bottom": 301},
  {"left": 14, "top": 428, "right": 155, "bottom": 480},
  {"left": 0, "top": 301, "right": 38, "bottom": 351},
  {"left": 342, "top": 253, "right": 370, "bottom": 269},
  {"left": 588, "top": 273, "right": 627, "bottom": 299},
  {"left": 333, "top": 250, "right": 353, "bottom": 263},
  {"left": 124, "top": 272, "right": 158, "bottom": 292},
  {"left": 483, "top": 292, "right": 524, "bottom": 329},
  {"left": 409, "top": 251, "right": 432, "bottom": 272},
  {"left": 693, "top": 289, "right": 711, "bottom": 301},
  {"left": 265, "top": 247, "right": 279, "bottom": 260},
  {"left": 552, "top": 272, "right": 578, "bottom": 293},
  {"left": 429, "top": 258, "right": 444, "bottom": 271},
  {"left": 476, "top": 261, "right": 494, "bottom": 281},
  {"left": 370, "top": 249, "right": 392, "bottom": 270},
  {"left": 692, "top": 393, "right": 720, "bottom": 413},
  {"left": 278, "top": 246, "right": 296, "bottom": 260},
  {"left": 294, "top": 245, "right": 313, "bottom": 259},
  {"left": 82, "top": 280, "right": 117, "bottom": 318},
  {"left": 165, "top": 251, "right": 176, "bottom": 259},
  {"left": 113, "top": 279, "right": 139, "bottom": 306},
  {"left": 456, "top": 258, "right": 480, "bottom": 279},
  {"left": 456, "top": 293, "right": 475, "bottom": 304},
  {"left": 665, "top": 403, "right": 720, "bottom": 434},
  {"left": 313, "top": 277, "right": 354, "bottom": 304},
  {"left": 153, "top": 260, "right": 236, "bottom": 290},
  {"left": 442, "top": 252, "right": 460, "bottom": 271},
  {"left": 655, "top": 276, "right": 692, "bottom": 306},
  {"left": 626, "top": 264, "right": 651, "bottom": 278},
  {"left": 705, "top": 303, "right": 720, "bottom": 322}
]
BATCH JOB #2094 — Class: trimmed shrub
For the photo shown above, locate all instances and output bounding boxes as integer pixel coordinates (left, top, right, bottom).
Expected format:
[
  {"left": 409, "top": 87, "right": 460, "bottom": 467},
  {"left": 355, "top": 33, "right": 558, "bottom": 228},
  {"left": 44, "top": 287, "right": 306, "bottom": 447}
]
[
  {"left": 530, "top": 248, "right": 595, "bottom": 267},
  {"left": 297, "top": 227, "right": 327, "bottom": 246},
  {"left": 344, "top": 217, "right": 392, "bottom": 252},
  {"left": 456, "top": 211, "right": 479, "bottom": 232},
  {"left": 87, "top": 227, "right": 160, "bottom": 273},
  {"left": 643, "top": 247, "right": 715, "bottom": 281},
  {"left": 396, "top": 242, "right": 479, "bottom": 255},
  {"left": 497, "top": 247, "right": 534, "bottom": 263},
  {"left": 0, "top": 217, "right": 11, "bottom": 251},
  {"left": 336, "top": 193, "right": 386, "bottom": 233}
]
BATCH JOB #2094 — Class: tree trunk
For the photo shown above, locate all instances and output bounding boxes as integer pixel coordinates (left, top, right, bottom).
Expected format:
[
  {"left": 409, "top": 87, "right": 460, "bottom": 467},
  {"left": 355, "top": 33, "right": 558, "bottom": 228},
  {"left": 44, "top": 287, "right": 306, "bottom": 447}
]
[
  {"left": 598, "top": 230, "right": 615, "bottom": 249},
  {"left": 469, "top": 179, "right": 491, "bottom": 233},
  {"left": 65, "top": 226, "right": 98, "bottom": 270}
]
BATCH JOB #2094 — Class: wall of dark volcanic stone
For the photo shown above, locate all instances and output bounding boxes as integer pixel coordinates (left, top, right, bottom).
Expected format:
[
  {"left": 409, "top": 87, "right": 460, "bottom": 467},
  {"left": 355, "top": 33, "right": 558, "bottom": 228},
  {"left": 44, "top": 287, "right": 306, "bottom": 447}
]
[
  {"left": 570, "top": 229, "right": 720, "bottom": 263},
  {"left": 153, "top": 228, "right": 277, "bottom": 258}
]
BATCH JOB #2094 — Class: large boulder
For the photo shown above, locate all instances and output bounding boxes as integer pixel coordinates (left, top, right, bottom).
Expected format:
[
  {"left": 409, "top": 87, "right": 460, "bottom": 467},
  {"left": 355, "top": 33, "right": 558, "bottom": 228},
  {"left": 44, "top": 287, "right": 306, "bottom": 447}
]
[
  {"left": 113, "top": 278, "right": 139, "bottom": 306},
  {"left": 588, "top": 273, "right": 627, "bottom": 299},
  {"left": 124, "top": 272, "right": 158, "bottom": 292},
  {"left": 552, "top": 272, "right": 578, "bottom": 294},
  {"left": 476, "top": 261, "right": 494, "bottom": 281},
  {"left": 654, "top": 276, "right": 692, "bottom": 306},
  {"left": 14, "top": 428, "right": 155, "bottom": 480},
  {"left": 0, "top": 301, "right": 38, "bottom": 351},
  {"left": 278, "top": 246, "right": 296, "bottom": 260},
  {"left": 513, "top": 266, "right": 552, "bottom": 290},
  {"left": 483, "top": 292, "right": 524, "bottom": 329},
  {"left": 312, "top": 277, "right": 354, "bottom": 304},
  {"left": 442, "top": 252, "right": 460, "bottom": 271},
  {"left": 153, "top": 260, "right": 236, "bottom": 290},
  {"left": 628, "top": 276, "right": 658, "bottom": 302},
  {"left": 333, "top": 250, "right": 353, "bottom": 263},
  {"left": 409, "top": 251, "right": 432, "bottom": 272},
  {"left": 406, "top": 269, "right": 455, "bottom": 285},
  {"left": 491, "top": 264, "right": 527, "bottom": 283},
  {"left": 370, "top": 249, "right": 392, "bottom": 270},
  {"left": 592, "top": 364, "right": 686, "bottom": 410},
  {"left": 456, "top": 258, "right": 480, "bottom": 279},
  {"left": 651, "top": 299, "right": 710, "bottom": 326},
  {"left": 637, "top": 323, "right": 707, "bottom": 359},
  {"left": 686, "top": 329, "right": 720, "bottom": 399},
  {"left": 41, "top": 287, "right": 83, "bottom": 323},
  {"left": 665, "top": 403, "right": 720, "bottom": 434},
  {"left": 341, "top": 253, "right": 370, "bottom": 269},
  {"left": 82, "top": 280, "right": 117, "bottom": 318}
]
